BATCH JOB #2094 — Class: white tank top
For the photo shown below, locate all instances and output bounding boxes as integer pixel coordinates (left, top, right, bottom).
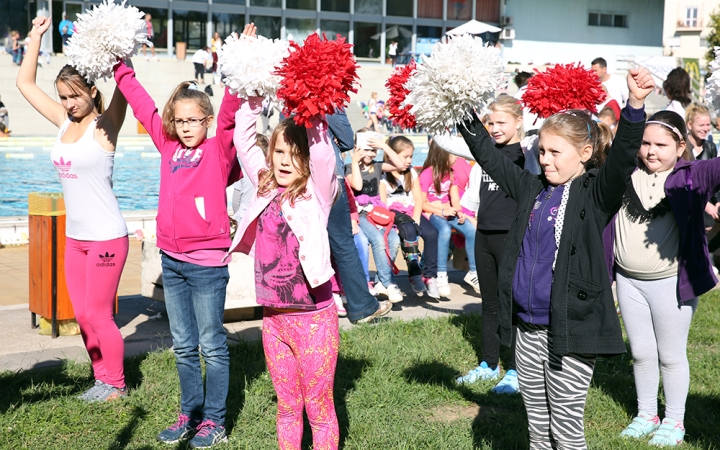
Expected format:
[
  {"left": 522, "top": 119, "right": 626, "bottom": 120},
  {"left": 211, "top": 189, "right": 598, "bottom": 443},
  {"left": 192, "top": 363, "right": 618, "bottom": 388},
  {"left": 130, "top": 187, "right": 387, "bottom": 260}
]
[{"left": 50, "top": 117, "right": 128, "bottom": 240}]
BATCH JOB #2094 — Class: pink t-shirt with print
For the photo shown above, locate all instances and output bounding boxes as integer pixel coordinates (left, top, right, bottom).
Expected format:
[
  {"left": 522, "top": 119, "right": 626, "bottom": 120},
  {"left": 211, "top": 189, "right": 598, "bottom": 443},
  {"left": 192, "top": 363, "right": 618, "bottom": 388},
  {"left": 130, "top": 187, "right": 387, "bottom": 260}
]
[
  {"left": 419, "top": 167, "right": 452, "bottom": 203},
  {"left": 254, "top": 191, "right": 332, "bottom": 310}
]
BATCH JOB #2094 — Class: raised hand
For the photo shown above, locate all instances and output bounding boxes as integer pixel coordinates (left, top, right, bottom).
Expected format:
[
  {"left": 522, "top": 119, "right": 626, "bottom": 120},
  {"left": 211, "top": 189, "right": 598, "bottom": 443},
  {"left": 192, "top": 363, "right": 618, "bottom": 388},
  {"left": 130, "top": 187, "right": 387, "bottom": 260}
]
[
  {"left": 241, "top": 23, "right": 257, "bottom": 39},
  {"left": 626, "top": 67, "right": 655, "bottom": 108},
  {"left": 31, "top": 16, "right": 52, "bottom": 37}
]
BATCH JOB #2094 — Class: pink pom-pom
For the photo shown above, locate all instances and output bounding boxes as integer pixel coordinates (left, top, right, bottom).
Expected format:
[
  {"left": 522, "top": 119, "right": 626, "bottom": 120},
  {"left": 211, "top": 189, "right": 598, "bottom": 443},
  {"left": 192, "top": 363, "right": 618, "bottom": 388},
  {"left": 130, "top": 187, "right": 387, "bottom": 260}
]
[
  {"left": 520, "top": 63, "right": 607, "bottom": 118},
  {"left": 385, "top": 61, "right": 417, "bottom": 130},
  {"left": 275, "top": 33, "right": 360, "bottom": 128}
]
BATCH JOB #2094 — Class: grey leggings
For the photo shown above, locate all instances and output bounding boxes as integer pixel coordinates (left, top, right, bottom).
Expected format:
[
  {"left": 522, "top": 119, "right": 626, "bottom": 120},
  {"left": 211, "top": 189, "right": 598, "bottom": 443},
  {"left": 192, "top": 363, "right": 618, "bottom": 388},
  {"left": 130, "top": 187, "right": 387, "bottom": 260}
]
[
  {"left": 616, "top": 271, "right": 697, "bottom": 422},
  {"left": 516, "top": 322, "right": 596, "bottom": 449}
]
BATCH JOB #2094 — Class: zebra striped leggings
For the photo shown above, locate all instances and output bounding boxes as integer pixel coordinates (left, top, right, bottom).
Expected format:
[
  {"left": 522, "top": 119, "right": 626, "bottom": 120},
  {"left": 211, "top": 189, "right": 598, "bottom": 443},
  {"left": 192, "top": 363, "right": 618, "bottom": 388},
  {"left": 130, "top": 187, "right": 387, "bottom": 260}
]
[{"left": 516, "top": 322, "right": 596, "bottom": 450}]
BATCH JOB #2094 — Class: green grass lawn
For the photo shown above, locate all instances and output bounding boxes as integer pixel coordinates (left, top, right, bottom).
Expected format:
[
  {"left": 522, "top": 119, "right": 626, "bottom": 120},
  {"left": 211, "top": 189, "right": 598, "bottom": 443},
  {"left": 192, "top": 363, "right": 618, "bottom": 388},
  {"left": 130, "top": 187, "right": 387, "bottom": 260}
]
[{"left": 2, "top": 292, "right": 720, "bottom": 449}]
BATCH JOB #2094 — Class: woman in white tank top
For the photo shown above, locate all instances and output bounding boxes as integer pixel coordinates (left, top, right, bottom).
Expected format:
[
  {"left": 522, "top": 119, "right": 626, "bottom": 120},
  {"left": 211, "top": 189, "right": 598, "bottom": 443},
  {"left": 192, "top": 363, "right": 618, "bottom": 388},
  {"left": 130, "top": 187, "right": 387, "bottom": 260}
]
[{"left": 17, "top": 17, "right": 131, "bottom": 402}]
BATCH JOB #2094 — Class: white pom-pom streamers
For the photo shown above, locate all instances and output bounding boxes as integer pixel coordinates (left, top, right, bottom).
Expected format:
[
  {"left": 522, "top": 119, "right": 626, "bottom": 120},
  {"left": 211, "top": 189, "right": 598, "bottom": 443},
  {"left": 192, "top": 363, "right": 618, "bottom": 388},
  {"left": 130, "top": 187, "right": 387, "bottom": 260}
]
[
  {"left": 404, "top": 34, "right": 506, "bottom": 134},
  {"left": 217, "top": 33, "right": 290, "bottom": 99},
  {"left": 705, "top": 47, "right": 720, "bottom": 111},
  {"left": 65, "top": 0, "right": 148, "bottom": 82}
]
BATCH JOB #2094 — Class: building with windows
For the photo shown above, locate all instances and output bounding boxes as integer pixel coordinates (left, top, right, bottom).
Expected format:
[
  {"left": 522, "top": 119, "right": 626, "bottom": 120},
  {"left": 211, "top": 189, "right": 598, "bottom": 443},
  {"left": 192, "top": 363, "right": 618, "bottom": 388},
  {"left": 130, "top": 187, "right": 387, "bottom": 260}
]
[
  {"left": 500, "top": 0, "right": 664, "bottom": 72},
  {"left": 663, "top": 0, "right": 720, "bottom": 67},
  {"left": 25, "top": 0, "right": 501, "bottom": 63}
]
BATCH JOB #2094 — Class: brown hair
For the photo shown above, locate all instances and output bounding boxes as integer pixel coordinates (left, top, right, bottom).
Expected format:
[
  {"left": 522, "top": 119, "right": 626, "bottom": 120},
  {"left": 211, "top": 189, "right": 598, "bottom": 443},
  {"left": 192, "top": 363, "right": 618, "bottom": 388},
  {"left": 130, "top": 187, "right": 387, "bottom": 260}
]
[
  {"left": 663, "top": 68, "right": 692, "bottom": 108},
  {"left": 353, "top": 127, "right": 377, "bottom": 173},
  {"left": 255, "top": 133, "right": 270, "bottom": 156},
  {"left": 489, "top": 94, "right": 524, "bottom": 139},
  {"left": 598, "top": 107, "right": 616, "bottom": 123},
  {"left": 685, "top": 104, "right": 710, "bottom": 126},
  {"left": 383, "top": 135, "right": 415, "bottom": 193},
  {"left": 256, "top": 118, "right": 310, "bottom": 206},
  {"left": 161, "top": 81, "right": 214, "bottom": 141},
  {"left": 539, "top": 110, "right": 612, "bottom": 170},
  {"left": 55, "top": 65, "right": 105, "bottom": 114},
  {"left": 422, "top": 140, "right": 454, "bottom": 194}
]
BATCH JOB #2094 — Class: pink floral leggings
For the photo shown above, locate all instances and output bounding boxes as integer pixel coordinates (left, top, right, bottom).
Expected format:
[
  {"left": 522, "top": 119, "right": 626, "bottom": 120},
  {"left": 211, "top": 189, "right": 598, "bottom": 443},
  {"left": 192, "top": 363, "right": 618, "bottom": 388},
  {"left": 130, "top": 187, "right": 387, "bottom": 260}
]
[{"left": 262, "top": 304, "right": 340, "bottom": 450}]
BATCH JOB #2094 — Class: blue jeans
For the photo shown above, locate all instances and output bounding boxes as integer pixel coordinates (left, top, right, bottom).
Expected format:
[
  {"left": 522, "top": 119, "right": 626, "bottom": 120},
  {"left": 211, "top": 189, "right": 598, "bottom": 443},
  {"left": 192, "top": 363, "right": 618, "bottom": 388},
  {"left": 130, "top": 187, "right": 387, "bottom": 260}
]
[
  {"left": 161, "top": 254, "right": 230, "bottom": 425},
  {"left": 429, "top": 214, "right": 477, "bottom": 273},
  {"left": 353, "top": 229, "right": 370, "bottom": 282},
  {"left": 327, "top": 180, "right": 380, "bottom": 322},
  {"left": 358, "top": 214, "right": 400, "bottom": 287}
]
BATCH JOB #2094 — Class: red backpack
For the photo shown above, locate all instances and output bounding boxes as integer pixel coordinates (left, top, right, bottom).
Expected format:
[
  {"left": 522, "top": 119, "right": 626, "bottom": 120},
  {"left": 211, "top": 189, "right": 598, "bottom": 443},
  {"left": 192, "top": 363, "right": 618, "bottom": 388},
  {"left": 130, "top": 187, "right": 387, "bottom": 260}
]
[{"left": 366, "top": 207, "right": 400, "bottom": 275}]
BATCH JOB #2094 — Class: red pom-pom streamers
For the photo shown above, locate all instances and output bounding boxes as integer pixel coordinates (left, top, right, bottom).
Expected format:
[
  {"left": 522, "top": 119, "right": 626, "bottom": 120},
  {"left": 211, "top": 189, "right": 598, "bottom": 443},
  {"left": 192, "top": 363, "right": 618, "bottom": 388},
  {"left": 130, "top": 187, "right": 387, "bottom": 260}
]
[
  {"left": 275, "top": 33, "right": 360, "bottom": 128},
  {"left": 520, "top": 63, "right": 607, "bottom": 119},
  {"left": 385, "top": 61, "right": 417, "bottom": 130}
]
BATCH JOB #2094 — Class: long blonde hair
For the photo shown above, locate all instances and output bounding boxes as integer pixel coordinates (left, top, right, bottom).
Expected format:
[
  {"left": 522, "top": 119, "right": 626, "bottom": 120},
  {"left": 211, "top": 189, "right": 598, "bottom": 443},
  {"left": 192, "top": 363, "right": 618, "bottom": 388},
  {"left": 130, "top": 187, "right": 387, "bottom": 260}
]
[
  {"left": 256, "top": 118, "right": 311, "bottom": 206},
  {"left": 539, "top": 110, "right": 613, "bottom": 169}
]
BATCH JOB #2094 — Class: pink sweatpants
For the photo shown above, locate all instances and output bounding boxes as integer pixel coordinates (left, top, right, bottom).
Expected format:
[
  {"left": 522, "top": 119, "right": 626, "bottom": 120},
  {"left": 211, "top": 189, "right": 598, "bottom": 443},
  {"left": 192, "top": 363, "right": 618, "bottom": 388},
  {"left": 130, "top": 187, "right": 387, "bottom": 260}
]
[
  {"left": 262, "top": 304, "right": 340, "bottom": 450},
  {"left": 65, "top": 236, "right": 128, "bottom": 388}
]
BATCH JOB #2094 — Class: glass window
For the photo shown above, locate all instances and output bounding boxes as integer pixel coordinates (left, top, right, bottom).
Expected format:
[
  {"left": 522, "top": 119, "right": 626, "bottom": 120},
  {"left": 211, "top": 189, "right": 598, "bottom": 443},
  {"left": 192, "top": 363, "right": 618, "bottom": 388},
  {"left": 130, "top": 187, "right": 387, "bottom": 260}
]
[
  {"left": 614, "top": 14, "right": 627, "bottom": 28},
  {"left": 321, "top": 19, "right": 349, "bottom": 40},
  {"left": 418, "top": 0, "right": 442, "bottom": 18},
  {"left": 213, "top": 13, "right": 244, "bottom": 39},
  {"left": 387, "top": 0, "right": 412, "bottom": 17},
  {"left": 447, "top": 0, "right": 471, "bottom": 21},
  {"left": 588, "top": 13, "right": 599, "bottom": 26},
  {"left": 214, "top": 0, "right": 244, "bottom": 5},
  {"left": 353, "top": 22, "right": 380, "bottom": 59},
  {"left": 138, "top": 7, "right": 168, "bottom": 49},
  {"left": 385, "top": 24, "right": 412, "bottom": 64},
  {"left": 321, "top": 0, "right": 350, "bottom": 12},
  {"left": 416, "top": 27, "right": 441, "bottom": 57},
  {"left": 286, "top": 18, "right": 317, "bottom": 42},
  {"left": 173, "top": 10, "right": 207, "bottom": 50},
  {"left": 354, "top": 0, "right": 381, "bottom": 15},
  {"left": 599, "top": 13, "right": 613, "bottom": 27},
  {"left": 249, "top": 15, "right": 281, "bottom": 39},
  {"left": 476, "top": 0, "right": 500, "bottom": 22},
  {"left": 250, "top": 0, "right": 281, "bottom": 7},
  {"left": 287, "top": 0, "right": 317, "bottom": 10}
]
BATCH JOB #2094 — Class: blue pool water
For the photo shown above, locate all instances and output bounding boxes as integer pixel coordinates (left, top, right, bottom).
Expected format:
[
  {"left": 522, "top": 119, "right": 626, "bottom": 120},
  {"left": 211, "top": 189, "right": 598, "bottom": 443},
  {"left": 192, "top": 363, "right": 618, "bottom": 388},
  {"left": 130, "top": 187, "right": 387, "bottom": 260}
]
[{"left": 0, "top": 136, "right": 430, "bottom": 216}]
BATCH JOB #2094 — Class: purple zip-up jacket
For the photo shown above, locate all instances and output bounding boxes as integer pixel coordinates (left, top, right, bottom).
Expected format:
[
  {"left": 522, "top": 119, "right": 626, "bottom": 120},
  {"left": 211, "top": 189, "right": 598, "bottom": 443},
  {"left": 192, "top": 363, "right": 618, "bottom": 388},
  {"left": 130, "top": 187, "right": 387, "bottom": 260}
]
[{"left": 604, "top": 157, "right": 720, "bottom": 303}]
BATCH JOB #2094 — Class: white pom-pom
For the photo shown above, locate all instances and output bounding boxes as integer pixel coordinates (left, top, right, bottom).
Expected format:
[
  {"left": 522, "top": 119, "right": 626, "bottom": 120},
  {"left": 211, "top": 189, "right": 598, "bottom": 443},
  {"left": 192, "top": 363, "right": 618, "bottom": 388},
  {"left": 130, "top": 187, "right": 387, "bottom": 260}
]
[
  {"left": 705, "top": 47, "right": 720, "bottom": 111},
  {"left": 65, "top": 0, "right": 148, "bottom": 82},
  {"left": 404, "top": 34, "right": 506, "bottom": 134},
  {"left": 217, "top": 34, "right": 290, "bottom": 99}
]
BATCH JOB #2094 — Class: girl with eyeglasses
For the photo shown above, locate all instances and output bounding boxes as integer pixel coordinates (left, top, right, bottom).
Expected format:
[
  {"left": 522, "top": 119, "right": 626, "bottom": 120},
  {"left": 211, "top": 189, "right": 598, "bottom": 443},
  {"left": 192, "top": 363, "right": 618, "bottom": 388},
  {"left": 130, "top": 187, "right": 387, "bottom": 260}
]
[{"left": 111, "top": 26, "right": 249, "bottom": 449}]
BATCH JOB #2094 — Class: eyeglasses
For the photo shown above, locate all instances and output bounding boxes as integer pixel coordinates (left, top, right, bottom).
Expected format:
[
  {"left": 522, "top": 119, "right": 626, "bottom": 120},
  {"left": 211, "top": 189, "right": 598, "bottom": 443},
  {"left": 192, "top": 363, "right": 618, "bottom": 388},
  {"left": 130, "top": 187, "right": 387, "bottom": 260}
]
[{"left": 173, "top": 117, "right": 207, "bottom": 128}]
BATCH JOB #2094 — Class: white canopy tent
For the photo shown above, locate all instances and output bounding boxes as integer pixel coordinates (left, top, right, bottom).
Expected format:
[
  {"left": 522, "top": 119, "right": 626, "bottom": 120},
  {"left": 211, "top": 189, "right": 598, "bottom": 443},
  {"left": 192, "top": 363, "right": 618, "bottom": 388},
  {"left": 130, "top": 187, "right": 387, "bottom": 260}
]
[{"left": 446, "top": 19, "right": 501, "bottom": 36}]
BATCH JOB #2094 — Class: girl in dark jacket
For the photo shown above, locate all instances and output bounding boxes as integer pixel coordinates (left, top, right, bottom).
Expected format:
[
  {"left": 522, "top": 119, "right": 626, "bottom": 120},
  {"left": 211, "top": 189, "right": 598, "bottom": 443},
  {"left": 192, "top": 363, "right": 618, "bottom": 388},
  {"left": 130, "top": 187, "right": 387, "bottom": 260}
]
[
  {"left": 607, "top": 110, "right": 720, "bottom": 447},
  {"left": 458, "top": 68, "right": 654, "bottom": 449}
]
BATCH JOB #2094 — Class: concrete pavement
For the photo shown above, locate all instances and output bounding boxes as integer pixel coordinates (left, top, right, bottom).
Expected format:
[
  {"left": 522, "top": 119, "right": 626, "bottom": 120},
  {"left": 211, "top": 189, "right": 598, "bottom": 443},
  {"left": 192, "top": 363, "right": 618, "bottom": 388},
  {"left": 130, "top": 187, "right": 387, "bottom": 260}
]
[{"left": 0, "top": 240, "right": 483, "bottom": 373}]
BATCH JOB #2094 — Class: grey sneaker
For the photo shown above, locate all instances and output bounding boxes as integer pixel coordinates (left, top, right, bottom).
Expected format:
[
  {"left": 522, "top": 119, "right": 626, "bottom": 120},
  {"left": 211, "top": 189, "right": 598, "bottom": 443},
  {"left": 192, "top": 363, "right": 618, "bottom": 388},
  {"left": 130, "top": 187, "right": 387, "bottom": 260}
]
[
  {"left": 425, "top": 277, "right": 441, "bottom": 299},
  {"left": 409, "top": 275, "right": 427, "bottom": 295},
  {"left": 189, "top": 420, "right": 228, "bottom": 448},
  {"left": 355, "top": 300, "right": 392, "bottom": 324},
  {"left": 89, "top": 384, "right": 127, "bottom": 402},
  {"left": 77, "top": 380, "right": 107, "bottom": 401},
  {"left": 158, "top": 414, "right": 199, "bottom": 444}
]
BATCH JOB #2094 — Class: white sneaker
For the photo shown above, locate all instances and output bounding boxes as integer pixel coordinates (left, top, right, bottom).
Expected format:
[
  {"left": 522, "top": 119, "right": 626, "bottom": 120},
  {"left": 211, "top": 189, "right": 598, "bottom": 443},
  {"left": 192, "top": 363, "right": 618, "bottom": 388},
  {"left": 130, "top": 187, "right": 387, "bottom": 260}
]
[
  {"left": 387, "top": 284, "right": 404, "bottom": 303},
  {"left": 368, "top": 282, "right": 378, "bottom": 296},
  {"left": 145, "top": 55, "right": 150, "bottom": 61},
  {"left": 437, "top": 274, "right": 451, "bottom": 297},
  {"left": 154, "top": 56, "right": 159, "bottom": 61},
  {"left": 374, "top": 281, "right": 388, "bottom": 296},
  {"left": 464, "top": 271, "right": 480, "bottom": 294},
  {"left": 355, "top": 300, "right": 392, "bottom": 324},
  {"left": 333, "top": 293, "right": 347, "bottom": 317},
  {"left": 409, "top": 275, "right": 427, "bottom": 295},
  {"left": 425, "top": 277, "right": 441, "bottom": 299}
]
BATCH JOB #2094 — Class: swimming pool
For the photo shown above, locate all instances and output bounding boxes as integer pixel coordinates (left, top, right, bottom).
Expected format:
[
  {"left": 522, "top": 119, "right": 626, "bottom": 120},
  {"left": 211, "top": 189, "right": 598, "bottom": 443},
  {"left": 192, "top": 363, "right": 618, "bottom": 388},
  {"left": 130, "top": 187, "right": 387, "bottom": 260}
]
[{"left": 0, "top": 136, "right": 430, "bottom": 217}]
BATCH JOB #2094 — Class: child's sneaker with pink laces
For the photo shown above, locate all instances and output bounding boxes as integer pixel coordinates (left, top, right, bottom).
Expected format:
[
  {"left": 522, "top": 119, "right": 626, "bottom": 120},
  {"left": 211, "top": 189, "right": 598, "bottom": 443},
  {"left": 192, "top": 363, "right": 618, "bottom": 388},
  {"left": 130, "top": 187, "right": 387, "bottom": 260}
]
[
  {"left": 189, "top": 420, "right": 228, "bottom": 448},
  {"left": 157, "top": 414, "right": 199, "bottom": 444},
  {"left": 620, "top": 411, "right": 660, "bottom": 439},
  {"left": 648, "top": 418, "right": 685, "bottom": 447}
]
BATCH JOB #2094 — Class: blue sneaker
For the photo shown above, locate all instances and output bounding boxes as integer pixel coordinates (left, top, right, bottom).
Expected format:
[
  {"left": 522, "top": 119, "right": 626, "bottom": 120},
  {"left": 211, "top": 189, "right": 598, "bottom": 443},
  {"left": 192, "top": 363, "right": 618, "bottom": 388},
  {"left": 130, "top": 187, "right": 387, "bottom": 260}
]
[
  {"left": 491, "top": 369, "right": 520, "bottom": 394},
  {"left": 456, "top": 361, "right": 500, "bottom": 384},
  {"left": 189, "top": 420, "right": 228, "bottom": 448},
  {"left": 648, "top": 418, "right": 685, "bottom": 447},
  {"left": 157, "top": 414, "right": 199, "bottom": 444},
  {"left": 620, "top": 411, "right": 660, "bottom": 439}
]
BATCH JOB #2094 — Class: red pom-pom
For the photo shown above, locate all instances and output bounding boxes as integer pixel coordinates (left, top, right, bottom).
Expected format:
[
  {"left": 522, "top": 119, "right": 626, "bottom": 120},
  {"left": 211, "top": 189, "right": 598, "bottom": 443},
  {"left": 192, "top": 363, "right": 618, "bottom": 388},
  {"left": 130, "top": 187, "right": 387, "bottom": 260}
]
[
  {"left": 275, "top": 33, "right": 360, "bottom": 128},
  {"left": 385, "top": 61, "right": 417, "bottom": 130},
  {"left": 520, "top": 63, "right": 607, "bottom": 119}
]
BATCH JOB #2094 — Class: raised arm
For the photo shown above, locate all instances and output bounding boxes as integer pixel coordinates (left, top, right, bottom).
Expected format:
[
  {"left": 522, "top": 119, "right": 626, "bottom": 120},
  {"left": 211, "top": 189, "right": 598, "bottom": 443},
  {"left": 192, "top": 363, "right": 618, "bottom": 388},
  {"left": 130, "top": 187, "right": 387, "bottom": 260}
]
[
  {"left": 113, "top": 59, "right": 166, "bottom": 151},
  {"left": 592, "top": 68, "right": 653, "bottom": 215},
  {"left": 326, "top": 108, "right": 355, "bottom": 152},
  {"left": 215, "top": 87, "right": 242, "bottom": 164},
  {"left": 233, "top": 96, "right": 266, "bottom": 188},
  {"left": 368, "top": 137, "right": 404, "bottom": 170},
  {"left": 16, "top": 17, "right": 66, "bottom": 128},
  {"left": 347, "top": 150, "right": 365, "bottom": 192},
  {"left": 307, "top": 118, "right": 339, "bottom": 207},
  {"left": 459, "top": 113, "right": 533, "bottom": 202}
]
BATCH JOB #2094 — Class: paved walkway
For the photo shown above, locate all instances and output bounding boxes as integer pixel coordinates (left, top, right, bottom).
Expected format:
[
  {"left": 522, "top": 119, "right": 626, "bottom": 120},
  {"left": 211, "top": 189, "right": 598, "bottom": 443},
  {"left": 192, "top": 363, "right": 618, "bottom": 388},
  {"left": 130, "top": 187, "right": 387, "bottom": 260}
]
[{"left": 0, "top": 241, "right": 482, "bottom": 373}]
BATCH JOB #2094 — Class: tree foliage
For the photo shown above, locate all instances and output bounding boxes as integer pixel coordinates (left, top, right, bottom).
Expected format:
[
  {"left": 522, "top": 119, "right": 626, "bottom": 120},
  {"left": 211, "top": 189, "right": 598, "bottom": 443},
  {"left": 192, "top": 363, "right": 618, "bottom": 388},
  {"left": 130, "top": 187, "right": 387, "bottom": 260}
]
[{"left": 706, "top": 7, "right": 720, "bottom": 68}]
